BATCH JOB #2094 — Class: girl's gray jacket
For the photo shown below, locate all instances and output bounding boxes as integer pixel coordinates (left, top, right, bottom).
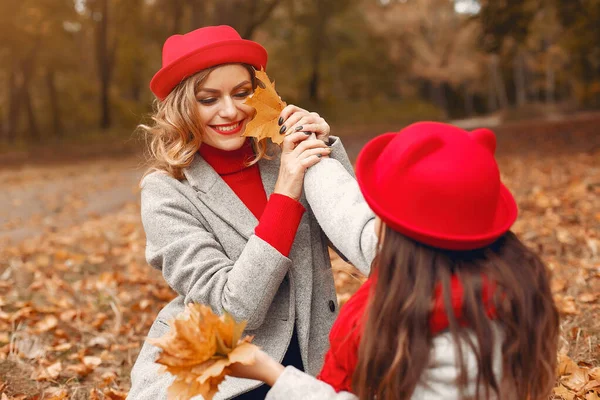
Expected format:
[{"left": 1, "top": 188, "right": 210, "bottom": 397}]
[
  {"left": 265, "top": 157, "right": 504, "bottom": 400},
  {"left": 127, "top": 137, "right": 378, "bottom": 400}
]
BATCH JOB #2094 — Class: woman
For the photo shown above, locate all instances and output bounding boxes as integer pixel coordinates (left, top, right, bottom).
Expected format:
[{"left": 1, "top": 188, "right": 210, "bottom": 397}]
[{"left": 127, "top": 25, "right": 376, "bottom": 399}]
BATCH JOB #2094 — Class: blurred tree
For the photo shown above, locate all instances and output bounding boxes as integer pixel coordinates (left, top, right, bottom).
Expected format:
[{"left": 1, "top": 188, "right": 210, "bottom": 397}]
[
  {"left": 114, "top": 0, "right": 148, "bottom": 102},
  {"left": 1, "top": 0, "right": 599, "bottom": 147},
  {"left": 302, "top": 0, "right": 354, "bottom": 103},
  {"left": 151, "top": 0, "right": 285, "bottom": 39},
  {"left": 478, "top": 0, "right": 539, "bottom": 110},
  {"left": 0, "top": 0, "right": 77, "bottom": 142},
  {"left": 525, "top": 5, "right": 568, "bottom": 105},
  {"left": 554, "top": 0, "right": 600, "bottom": 107},
  {"left": 264, "top": 0, "right": 369, "bottom": 106},
  {"left": 367, "top": 0, "right": 484, "bottom": 117},
  {"left": 208, "top": 0, "right": 284, "bottom": 39},
  {"left": 86, "top": 0, "right": 117, "bottom": 130}
]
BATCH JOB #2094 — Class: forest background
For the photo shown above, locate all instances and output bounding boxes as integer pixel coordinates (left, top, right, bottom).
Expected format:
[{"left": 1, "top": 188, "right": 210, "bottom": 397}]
[
  {"left": 2, "top": 0, "right": 600, "bottom": 151},
  {"left": 0, "top": 1, "right": 599, "bottom": 399}
]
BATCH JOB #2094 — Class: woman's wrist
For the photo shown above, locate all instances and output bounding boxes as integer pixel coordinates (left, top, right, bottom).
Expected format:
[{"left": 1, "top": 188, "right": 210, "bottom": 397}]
[
  {"left": 273, "top": 182, "right": 301, "bottom": 201},
  {"left": 257, "top": 350, "right": 285, "bottom": 387}
]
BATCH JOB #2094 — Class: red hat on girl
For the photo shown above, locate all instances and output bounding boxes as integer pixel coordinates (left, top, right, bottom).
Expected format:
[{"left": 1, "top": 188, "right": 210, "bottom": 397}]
[
  {"left": 150, "top": 25, "right": 268, "bottom": 100},
  {"left": 355, "top": 122, "right": 518, "bottom": 250}
]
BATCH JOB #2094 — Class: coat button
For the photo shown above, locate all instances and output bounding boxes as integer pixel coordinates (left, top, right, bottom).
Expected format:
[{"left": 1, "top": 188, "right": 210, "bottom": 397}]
[{"left": 328, "top": 300, "right": 336, "bottom": 312}]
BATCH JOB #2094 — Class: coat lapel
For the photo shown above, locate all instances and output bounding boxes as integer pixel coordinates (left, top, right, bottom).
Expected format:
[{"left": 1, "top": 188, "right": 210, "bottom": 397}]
[
  {"left": 184, "top": 154, "right": 257, "bottom": 240},
  {"left": 183, "top": 153, "right": 283, "bottom": 240}
]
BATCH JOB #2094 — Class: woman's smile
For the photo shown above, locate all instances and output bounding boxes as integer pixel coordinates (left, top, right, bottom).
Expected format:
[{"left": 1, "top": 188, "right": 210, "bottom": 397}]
[{"left": 209, "top": 120, "right": 245, "bottom": 135}]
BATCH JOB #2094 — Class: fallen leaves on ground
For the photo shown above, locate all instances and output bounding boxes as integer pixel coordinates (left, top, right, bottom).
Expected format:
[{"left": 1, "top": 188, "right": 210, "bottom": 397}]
[
  {"left": 0, "top": 117, "right": 599, "bottom": 399},
  {"left": 553, "top": 353, "right": 600, "bottom": 399},
  {"left": 243, "top": 69, "right": 287, "bottom": 145},
  {"left": 0, "top": 202, "right": 174, "bottom": 398},
  {"left": 150, "top": 304, "right": 258, "bottom": 400}
]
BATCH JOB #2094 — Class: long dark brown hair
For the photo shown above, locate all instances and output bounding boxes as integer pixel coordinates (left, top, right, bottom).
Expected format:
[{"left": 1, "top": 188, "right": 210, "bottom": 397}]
[{"left": 353, "top": 227, "right": 559, "bottom": 400}]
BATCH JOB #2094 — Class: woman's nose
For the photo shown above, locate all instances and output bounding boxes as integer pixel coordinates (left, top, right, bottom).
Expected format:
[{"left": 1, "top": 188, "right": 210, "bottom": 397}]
[{"left": 219, "top": 97, "right": 238, "bottom": 119}]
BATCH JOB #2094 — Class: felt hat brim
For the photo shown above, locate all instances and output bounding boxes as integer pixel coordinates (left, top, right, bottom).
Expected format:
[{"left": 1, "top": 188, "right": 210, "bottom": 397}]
[{"left": 150, "top": 39, "right": 268, "bottom": 100}]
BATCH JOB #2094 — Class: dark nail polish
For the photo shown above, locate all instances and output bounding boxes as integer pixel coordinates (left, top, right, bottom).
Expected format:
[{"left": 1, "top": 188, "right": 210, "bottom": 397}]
[
  {"left": 295, "top": 126, "right": 303, "bottom": 131},
  {"left": 278, "top": 117, "right": 283, "bottom": 126},
  {"left": 304, "top": 132, "right": 311, "bottom": 135},
  {"left": 279, "top": 125, "right": 287, "bottom": 134},
  {"left": 317, "top": 154, "right": 322, "bottom": 158}
]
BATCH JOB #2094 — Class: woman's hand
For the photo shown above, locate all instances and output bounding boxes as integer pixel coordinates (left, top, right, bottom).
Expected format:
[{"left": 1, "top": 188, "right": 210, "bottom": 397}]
[
  {"left": 274, "top": 131, "right": 331, "bottom": 201},
  {"left": 279, "top": 105, "right": 330, "bottom": 145},
  {"left": 229, "top": 349, "right": 285, "bottom": 387}
]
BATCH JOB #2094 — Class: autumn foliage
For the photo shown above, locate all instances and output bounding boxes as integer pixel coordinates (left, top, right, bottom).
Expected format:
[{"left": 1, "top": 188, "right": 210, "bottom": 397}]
[
  {"left": 149, "top": 304, "right": 258, "bottom": 400},
  {"left": 243, "top": 69, "right": 287, "bottom": 145}
]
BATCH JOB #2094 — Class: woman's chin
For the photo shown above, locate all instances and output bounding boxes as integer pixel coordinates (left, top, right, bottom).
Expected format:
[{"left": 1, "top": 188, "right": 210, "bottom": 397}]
[{"left": 209, "top": 136, "right": 246, "bottom": 151}]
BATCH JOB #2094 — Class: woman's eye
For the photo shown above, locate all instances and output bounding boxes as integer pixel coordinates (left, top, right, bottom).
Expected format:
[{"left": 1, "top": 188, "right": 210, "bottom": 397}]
[
  {"left": 198, "top": 98, "right": 217, "bottom": 105},
  {"left": 234, "top": 91, "right": 251, "bottom": 99}
]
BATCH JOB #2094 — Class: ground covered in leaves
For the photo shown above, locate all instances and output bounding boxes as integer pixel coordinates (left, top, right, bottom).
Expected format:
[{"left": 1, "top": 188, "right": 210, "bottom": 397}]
[{"left": 1, "top": 115, "right": 599, "bottom": 399}]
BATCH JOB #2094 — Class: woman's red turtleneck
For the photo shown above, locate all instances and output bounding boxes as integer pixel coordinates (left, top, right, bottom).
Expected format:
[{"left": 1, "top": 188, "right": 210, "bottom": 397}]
[{"left": 198, "top": 140, "right": 305, "bottom": 257}]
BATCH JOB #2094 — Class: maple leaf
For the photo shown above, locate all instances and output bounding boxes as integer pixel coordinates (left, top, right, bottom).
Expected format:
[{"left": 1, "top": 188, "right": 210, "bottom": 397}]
[
  {"left": 243, "top": 69, "right": 287, "bottom": 145},
  {"left": 149, "top": 304, "right": 259, "bottom": 400}
]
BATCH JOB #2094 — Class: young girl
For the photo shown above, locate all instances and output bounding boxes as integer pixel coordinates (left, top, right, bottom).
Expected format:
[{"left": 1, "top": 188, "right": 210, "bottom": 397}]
[
  {"left": 128, "top": 25, "right": 371, "bottom": 399},
  {"left": 231, "top": 122, "right": 559, "bottom": 400}
]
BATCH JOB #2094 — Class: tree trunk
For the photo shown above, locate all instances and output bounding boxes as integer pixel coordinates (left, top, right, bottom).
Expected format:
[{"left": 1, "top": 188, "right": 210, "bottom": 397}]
[
  {"left": 214, "top": 0, "right": 244, "bottom": 33},
  {"left": 6, "top": 68, "right": 22, "bottom": 143},
  {"left": 171, "top": 0, "right": 185, "bottom": 34},
  {"left": 307, "top": 0, "right": 329, "bottom": 104},
  {"left": 464, "top": 83, "right": 474, "bottom": 116},
  {"left": 433, "top": 82, "right": 448, "bottom": 118},
  {"left": 514, "top": 49, "right": 527, "bottom": 106},
  {"left": 546, "top": 67, "right": 555, "bottom": 104},
  {"left": 490, "top": 54, "right": 509, "bottom": 109},
  {"left": 7, "top": 52, "right": 38, "bottom": 142},
  {"left": 96, "top": 0, "right": 112, "bottom": 130},
  {"left": 487, "top": 73, "right": 498, "bottom": 112},
  {"left": 23, "top": 81, "right": 39, "bottom": 140},
  {"left": 242, "top": 0, "right": 282, "bottom": 39},
  {"left": 189, "top": 0, "right": 207, "bottom": 28},
  {"left": 46, "top": 68, "right": 62, "bottom": 137},
  {"left": 308, "top": 69, "right": 320, "bottom": 103}
]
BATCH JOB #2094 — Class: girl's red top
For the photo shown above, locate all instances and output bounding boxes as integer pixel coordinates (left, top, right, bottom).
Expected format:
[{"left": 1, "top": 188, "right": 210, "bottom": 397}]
[{"left": 317, "top": 275, "right": 496, "bottom": 393}]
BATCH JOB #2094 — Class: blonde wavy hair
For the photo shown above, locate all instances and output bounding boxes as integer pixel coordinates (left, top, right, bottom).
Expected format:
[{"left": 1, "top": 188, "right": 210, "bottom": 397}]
[{"left": 140, "top": 63, "right": 273, "bottom": 180}]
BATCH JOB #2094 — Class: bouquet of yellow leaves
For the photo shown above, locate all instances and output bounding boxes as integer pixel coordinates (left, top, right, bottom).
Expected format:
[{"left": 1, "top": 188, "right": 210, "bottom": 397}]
[{"left": 149, "top": 304, "right": 259, "bottom": 400}]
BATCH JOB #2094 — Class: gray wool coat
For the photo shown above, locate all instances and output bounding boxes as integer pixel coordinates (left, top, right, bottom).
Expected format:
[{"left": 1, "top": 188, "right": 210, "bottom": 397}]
[
  {"left": 127, "top": 137, "right": 378, "bottom": 400},
  {"left": 265, "top": 157, "right": 504, "bottom": 400}
]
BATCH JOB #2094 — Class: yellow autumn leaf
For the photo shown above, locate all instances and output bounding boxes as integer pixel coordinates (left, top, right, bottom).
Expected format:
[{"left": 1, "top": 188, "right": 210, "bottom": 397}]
[
  {"left": 553, "top": 384, "right": 575, "bottom": 400},
  {"left": 561, "top": 366, "right": 589, "bottom": 392},
  {"left": 149, "top": 304, "right": 259, "bottom": 400},
  {"left": 150, "top": 303, "right": 220, "bottom": 367},
  {"left": 243, "top": 69, "right": 287, "bottom": 145}
]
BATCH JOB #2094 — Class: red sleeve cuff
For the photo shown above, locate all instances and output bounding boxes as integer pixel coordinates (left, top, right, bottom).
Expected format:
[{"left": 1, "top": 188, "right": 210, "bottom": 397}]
[{"left": 255, "top": 193, "right": 305, "bottom": 257}]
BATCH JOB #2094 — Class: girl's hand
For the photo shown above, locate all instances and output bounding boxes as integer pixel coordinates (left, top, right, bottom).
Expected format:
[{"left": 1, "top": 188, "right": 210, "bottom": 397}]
[
  {"left": 279, "top": 105, "right": 330, "bottom": 145},
  {"left": 229, "top": 349, "right": 285, "bottom": 387},
  {"left": 274, "top": 131, "right": 331, "bottom": 201}
]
